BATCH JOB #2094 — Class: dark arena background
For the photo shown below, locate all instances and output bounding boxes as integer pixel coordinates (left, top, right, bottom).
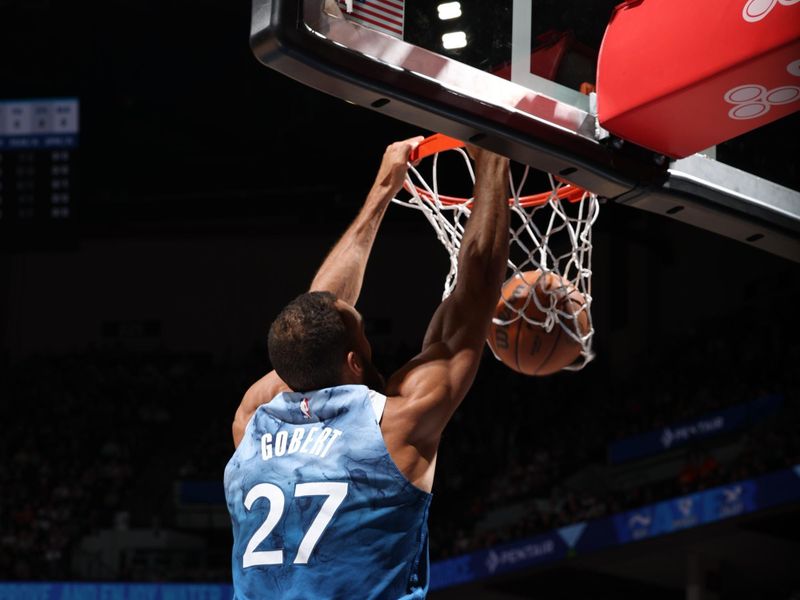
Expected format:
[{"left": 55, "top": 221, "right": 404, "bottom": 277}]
[{"left": 1, "top": 1, "right": 799, "bottom": 599}]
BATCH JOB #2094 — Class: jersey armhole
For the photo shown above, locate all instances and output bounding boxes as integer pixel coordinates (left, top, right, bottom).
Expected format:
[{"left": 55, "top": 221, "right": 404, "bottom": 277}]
[{"left": 367, "top": 389, "right": 387, "bottom": 424}]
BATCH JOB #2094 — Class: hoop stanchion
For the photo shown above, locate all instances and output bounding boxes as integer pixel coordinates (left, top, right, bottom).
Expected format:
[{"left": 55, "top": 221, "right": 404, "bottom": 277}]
[{"left": 395, "top": 133, "right": 600, "bottom": 373}]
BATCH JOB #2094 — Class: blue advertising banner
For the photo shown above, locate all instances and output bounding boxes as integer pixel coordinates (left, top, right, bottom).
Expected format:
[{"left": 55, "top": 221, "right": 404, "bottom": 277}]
[
  {"left": 430, "top": 532, "right": 565, "bottom": 590},
  {"left": 608, "top": 394, "right": 783, "bottom": 464},
  {"left": 431, "top": 465, "right": 800, "bottom": 590},
  {"left": 612, "top": 481, "right": 758, "bottom": 543}
]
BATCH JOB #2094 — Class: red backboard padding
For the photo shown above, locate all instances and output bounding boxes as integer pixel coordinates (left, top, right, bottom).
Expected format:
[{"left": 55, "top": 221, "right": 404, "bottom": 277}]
[{"left": 597, "top": 0, "right": 800, "bottom": 158}]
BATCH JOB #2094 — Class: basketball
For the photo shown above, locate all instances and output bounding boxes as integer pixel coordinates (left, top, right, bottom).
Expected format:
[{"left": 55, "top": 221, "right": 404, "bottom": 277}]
[{"left": 488, "top": 270, "right": 589, "bottom": 376}]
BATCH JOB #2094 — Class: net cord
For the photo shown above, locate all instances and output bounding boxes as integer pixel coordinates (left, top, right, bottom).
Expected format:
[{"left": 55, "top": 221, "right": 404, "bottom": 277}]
[{"left": 392, "top": 147, "right": 599, "bottom": 371}]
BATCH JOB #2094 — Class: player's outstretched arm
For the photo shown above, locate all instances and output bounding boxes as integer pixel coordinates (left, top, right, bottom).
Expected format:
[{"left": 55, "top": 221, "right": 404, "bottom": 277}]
[
  {"left": 309, "top": 136, "right": 424, "bottom": 304},
  {"left": 232, "top": 136, "right": 423, "bottom": 448},
  {"left": 384, "top": 148, "right": 510, "bottom": 490}
]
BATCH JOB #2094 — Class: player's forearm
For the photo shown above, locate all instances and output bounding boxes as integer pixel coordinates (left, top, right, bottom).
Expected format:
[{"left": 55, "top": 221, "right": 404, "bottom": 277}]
[
  {"left": 310, "top": 136, "right": 422, "bottom": 304},
  {"left": 309, "top": 183, "right": 394, "bottom": 305},
  {"left": 456, "top": 156, "right": 510, "bottom": 295}
]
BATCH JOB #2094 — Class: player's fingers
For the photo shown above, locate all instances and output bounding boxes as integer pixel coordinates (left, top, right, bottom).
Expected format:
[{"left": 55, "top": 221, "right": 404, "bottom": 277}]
[
  {"left": 391, "top": 136, "right": 423, "bottom": 166},
  {"left": 393, "top": 136, "right": 425, "bottom": 158},
  {"left": 409, "top": 136, "right": 425, "bottom": 165}
]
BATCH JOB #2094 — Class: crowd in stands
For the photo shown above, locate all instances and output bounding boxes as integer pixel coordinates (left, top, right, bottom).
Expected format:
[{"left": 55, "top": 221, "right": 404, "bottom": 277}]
[
  {"left": 0, "top": 308, "right": 797, "bottom": 580},
  {"left": 0, "top": 350, "right": 247, "bottom": 581}
]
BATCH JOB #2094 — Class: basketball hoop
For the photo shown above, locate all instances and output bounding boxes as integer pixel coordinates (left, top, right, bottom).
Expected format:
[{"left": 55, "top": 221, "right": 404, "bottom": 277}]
[{"left": 395, "top": 134, "right": 599, "bottom": 372}]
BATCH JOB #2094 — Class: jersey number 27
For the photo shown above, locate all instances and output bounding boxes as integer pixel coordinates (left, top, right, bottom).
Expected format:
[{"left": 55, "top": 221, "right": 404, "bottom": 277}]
[{"left": 242, "top": 481, "right": 348, "bottom": 567}]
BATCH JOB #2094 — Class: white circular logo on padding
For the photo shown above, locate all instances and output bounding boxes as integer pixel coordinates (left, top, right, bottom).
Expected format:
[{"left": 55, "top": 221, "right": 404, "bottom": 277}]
[
  {"left": 725, "top": 82, "right": 800, "bottom": 120},
  {"left": 743, "top": 0, "right": 777, "bottom": 21},
  {"left": 725, "top": 85, "right": 765, "bottom": 103},
  {"left": 766, "top": 86, "right": 800, "bottom": 104},
  {"left": 730, "top": 103, "right": 769, "bottom": 119},
  {"left": 788, "top": 60, "right": 800, "bottom": 77},
  {"left": 743, "top": 0, "right": 799, "bottom": 22}
]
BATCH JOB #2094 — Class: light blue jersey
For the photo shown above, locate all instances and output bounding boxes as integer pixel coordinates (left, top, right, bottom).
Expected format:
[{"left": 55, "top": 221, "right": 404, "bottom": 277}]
[{"left": 224, "top": 384, "right": 432, "bottom": 600}]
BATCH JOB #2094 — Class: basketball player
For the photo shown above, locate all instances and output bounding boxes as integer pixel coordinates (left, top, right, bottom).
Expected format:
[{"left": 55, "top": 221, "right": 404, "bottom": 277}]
[{"left": 224, "top": 137, "right": 510, "bottom": 599}]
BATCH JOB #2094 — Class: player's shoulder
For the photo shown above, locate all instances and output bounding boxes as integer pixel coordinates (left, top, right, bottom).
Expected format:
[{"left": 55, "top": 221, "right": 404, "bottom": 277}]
[
  {"left": 247, "top": 370, "right": 291, "bottom": 404},
  {"left": 233, "top": 371, "right": 291, "bottom": 447}
]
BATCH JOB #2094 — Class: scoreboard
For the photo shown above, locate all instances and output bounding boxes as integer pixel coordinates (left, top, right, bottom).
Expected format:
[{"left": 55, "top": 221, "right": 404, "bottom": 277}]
[{"left": 0, "top": 98, "right": 78, "bottom": 231}]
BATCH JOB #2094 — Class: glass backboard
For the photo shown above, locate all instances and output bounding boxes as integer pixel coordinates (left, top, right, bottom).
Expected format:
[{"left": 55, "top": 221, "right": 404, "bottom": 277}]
[{"left": 250, "top": 0, "right": 800, "bottom": 262}]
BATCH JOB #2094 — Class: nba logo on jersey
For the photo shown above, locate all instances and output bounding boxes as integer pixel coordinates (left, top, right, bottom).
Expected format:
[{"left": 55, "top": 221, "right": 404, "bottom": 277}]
[{"left": 300, "top": 397, "right": 312, "bottom": 419}]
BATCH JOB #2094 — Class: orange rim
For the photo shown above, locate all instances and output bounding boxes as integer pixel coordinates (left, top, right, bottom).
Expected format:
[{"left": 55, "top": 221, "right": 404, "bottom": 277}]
[
  {"left": 409, "top": 133, "right": 466, "bottom": 162},
  {"left": 407, "top": 133, "right": 589, "bottom": 208}
]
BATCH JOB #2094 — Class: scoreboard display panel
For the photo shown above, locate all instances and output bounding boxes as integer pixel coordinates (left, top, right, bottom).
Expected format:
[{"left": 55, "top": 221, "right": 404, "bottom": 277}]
[{"left": 0, "top": 98, "right": 78, "bottom": 229}]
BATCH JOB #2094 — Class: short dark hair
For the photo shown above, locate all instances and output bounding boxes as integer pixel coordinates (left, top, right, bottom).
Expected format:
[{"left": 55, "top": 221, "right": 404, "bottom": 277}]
[{"left": 267, "top": 291, "right": 350, "bottom": 392}]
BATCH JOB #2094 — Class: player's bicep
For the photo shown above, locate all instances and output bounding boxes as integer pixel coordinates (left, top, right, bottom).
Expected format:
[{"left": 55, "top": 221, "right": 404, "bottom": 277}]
[
  {"left": 386, "top": 340, "right": 483, "bottom": 442},
  {"left": 421, "top": 287, "right": 495, "bottom": 352},
  {"left": 392, "top": 287, "right": 496, "bottom": 438}
]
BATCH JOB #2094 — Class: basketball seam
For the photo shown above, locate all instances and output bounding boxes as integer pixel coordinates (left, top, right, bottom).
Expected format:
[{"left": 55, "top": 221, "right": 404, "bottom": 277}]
[{"left": 535, "top": 324, "right": 562, "bottom": 375}]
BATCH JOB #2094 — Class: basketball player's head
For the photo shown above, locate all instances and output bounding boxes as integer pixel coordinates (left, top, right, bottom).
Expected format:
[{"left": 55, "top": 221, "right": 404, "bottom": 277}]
[{"left": 268, "top": 291, "right": 385, "bottom": 393}]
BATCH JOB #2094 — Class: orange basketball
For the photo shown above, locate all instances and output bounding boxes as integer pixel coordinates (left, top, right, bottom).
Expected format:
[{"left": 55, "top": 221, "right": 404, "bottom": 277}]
[{"left": 488, "top": 270, "right": 589, "bottom": 376}]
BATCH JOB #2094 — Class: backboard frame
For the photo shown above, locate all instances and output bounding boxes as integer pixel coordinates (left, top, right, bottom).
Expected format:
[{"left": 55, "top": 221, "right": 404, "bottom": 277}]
[{"left": 250, "top": 0, "right": 800, "bottom": 262}]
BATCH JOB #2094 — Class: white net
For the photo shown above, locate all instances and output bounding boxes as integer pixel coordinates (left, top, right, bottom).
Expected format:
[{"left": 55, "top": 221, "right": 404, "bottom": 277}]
[{"left": 393, "top": 146, "right": 600, "bottom": 371}]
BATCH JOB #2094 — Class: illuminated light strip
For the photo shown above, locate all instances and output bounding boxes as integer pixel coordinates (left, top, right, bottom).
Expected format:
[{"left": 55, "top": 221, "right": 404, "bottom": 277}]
[
  {"left": 442, "top": 31, "right": 467, "bottom": 49},
  {"left": 437, "top": 2, "right": 462, "bottom": 20}
]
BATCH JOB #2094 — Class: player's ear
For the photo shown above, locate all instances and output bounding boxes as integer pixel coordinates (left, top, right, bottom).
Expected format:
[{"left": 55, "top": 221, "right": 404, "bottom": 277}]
[{"left": 345, "top": 350, "right": 363, "bottom": 377}]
